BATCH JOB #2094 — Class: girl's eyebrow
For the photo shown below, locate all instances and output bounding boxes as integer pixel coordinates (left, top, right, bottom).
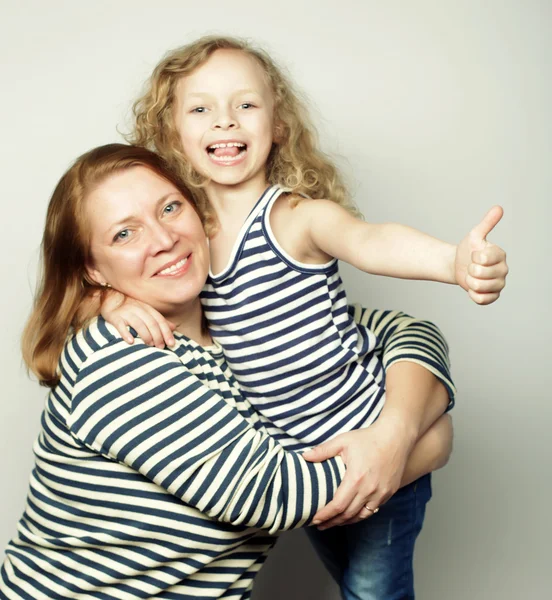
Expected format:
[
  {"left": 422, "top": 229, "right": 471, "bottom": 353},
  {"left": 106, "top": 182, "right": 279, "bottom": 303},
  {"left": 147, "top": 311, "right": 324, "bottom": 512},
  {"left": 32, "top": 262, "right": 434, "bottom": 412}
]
[{"left": 185, "top": 88, "right": 261, "bottom": 99}]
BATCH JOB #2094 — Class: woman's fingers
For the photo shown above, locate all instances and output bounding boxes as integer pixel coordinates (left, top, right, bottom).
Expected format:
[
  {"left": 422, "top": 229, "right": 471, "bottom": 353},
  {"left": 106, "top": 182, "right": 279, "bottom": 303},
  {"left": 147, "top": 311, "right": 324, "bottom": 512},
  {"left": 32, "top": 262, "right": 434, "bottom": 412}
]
[
  {"left": 316, "top": 492, "right": 388, "bottom": 529},
  {"left": 302, "top": 439, "right": 342, "bottom": 462}
]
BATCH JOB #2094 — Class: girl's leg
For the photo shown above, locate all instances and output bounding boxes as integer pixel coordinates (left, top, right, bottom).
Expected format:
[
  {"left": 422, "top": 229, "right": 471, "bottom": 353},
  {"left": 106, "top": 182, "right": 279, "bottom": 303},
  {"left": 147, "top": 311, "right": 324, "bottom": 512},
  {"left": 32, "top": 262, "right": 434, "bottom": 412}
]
[
  {"left": 305, "top": 523, "right": 348, "bottom": 585},
  {"left": 308, "top": 474, "right": 432, "bottom": 600}
]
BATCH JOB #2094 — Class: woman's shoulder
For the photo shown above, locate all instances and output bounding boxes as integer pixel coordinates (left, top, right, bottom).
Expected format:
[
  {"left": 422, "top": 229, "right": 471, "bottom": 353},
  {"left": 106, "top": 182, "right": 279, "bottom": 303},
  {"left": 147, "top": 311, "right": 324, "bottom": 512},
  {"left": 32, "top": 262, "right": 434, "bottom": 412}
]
[
  {"left": 70, "top": 315, "right": 127, "bottom": 352},
  {"left": 63, "top": 316, "right": 164, "bottom": 374}
]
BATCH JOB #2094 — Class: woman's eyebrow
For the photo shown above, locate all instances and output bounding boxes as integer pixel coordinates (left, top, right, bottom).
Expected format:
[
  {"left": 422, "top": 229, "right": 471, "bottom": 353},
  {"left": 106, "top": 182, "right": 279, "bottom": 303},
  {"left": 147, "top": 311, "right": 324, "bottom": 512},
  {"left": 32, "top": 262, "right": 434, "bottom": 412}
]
[{"left": 107, "top": 192, "right": 180, "bottom": 231}]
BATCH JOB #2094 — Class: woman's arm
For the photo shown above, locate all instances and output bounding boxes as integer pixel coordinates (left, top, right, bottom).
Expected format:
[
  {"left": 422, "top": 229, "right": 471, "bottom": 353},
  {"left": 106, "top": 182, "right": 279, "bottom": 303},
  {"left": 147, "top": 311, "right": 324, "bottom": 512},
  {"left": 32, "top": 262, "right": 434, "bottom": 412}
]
[
  {"left": 68, "top": 331, "right": 345, "bottom": 536},
  {"left": 305, "top": 306, "right": 456, "bottom": 526},
  {"left": 329, "top": 413, "right": 454, "bottom": 528}
]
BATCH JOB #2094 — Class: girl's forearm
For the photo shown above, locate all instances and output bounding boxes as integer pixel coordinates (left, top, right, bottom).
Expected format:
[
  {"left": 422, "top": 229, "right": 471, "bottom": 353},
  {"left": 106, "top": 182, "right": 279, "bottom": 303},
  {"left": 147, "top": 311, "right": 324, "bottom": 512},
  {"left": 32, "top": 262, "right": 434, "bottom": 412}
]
[{"left": 354, "top": 222, "right": 458, "bottom": 283}]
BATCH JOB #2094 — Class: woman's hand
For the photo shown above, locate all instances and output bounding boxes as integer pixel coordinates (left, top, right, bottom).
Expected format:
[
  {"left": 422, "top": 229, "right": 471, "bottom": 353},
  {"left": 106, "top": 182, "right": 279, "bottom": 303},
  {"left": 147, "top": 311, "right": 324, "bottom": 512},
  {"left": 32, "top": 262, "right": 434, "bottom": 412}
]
[
  {"left": 303, "top": 416, "right": 416, "bottom": 530},
  {"left": 101, "top": 290, "right": 176, "bottom": 348},
  {"left": 341, "top": 413, "right": 453, "bottom": 526},
  {"left": 455, "top": 205, "right": 509, "bottom": 305}
]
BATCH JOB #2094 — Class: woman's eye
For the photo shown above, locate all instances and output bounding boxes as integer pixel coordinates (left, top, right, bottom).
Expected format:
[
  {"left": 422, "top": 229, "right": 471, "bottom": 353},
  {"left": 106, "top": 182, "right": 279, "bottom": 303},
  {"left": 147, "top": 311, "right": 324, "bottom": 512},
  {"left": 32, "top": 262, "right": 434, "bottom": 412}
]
[
  {"left": 239, "top": 103, "right": 254, "bottom": 109},
  {"left": 163, "top": 201, "right": 182, "bottom": 215},
  {"left": 114, "top": 229, "right": 131, "bottom": 242},
  {"left": 191, "top": 106, "right": 207, "bottom": 113}
]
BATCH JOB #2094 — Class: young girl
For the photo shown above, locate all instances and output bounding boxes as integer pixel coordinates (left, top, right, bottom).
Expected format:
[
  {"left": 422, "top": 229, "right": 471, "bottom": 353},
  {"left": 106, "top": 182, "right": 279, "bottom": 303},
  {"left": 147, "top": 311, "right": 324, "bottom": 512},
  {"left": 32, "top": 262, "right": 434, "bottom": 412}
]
[{"left": 104, "top": 36, "right": 508, "bottom": 599}]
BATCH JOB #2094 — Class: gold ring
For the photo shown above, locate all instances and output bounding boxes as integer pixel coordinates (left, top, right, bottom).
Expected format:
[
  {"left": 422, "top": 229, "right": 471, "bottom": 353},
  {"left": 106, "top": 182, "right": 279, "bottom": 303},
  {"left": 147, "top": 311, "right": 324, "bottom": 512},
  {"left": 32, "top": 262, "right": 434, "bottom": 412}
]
[{"left": 364, "top": 504, "right": 379, "bottom": 514}]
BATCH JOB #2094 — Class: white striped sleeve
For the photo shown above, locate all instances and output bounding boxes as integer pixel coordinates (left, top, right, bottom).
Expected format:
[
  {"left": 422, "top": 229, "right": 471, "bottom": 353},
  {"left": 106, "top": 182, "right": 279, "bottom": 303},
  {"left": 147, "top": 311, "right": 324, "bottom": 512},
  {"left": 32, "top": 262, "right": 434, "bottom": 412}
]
[
  {"left": 68, "top": 341, "right": 345, "bottom": 535},
  {"left": 352, "top": 305, "right": 456, "bottom": 407}
]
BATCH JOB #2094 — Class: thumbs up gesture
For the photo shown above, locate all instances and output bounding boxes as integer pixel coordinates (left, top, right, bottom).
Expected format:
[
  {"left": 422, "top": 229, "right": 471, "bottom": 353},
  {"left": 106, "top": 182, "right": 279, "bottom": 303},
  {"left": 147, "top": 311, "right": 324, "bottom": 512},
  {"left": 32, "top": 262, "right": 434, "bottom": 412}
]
[{"left": 455, "top": 206, "right": 508, "bottom": 305}]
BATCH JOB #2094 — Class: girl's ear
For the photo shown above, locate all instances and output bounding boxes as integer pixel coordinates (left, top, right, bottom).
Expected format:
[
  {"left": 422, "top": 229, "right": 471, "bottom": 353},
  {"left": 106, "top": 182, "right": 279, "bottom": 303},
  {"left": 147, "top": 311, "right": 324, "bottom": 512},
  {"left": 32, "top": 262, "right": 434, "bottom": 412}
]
[{"left": 273, "top": 120, "right": 286, "bottom": 144}]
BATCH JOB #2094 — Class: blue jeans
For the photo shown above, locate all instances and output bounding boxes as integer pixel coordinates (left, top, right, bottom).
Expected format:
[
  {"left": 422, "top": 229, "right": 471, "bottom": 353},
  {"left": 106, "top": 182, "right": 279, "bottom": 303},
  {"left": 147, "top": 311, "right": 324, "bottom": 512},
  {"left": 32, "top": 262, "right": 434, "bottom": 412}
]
[{"left": 306, "top": 474, "right": 432, "bottom": 600}]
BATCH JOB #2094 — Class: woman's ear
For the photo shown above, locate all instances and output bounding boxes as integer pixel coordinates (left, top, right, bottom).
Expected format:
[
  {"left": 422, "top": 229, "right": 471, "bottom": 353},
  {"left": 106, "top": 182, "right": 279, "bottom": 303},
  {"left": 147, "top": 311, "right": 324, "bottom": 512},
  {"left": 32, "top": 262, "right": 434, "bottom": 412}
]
[{"left": 85, "top": 264, "right": 108, "bottom": 287}]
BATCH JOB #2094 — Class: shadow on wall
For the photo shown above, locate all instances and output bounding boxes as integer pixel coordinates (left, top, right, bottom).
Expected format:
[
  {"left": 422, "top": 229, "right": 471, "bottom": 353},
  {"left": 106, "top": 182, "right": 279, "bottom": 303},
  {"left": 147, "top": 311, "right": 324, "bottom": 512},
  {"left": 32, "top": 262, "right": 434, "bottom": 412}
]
[{"left": 252, "top": 530, "right": 339, "bottom": 600}]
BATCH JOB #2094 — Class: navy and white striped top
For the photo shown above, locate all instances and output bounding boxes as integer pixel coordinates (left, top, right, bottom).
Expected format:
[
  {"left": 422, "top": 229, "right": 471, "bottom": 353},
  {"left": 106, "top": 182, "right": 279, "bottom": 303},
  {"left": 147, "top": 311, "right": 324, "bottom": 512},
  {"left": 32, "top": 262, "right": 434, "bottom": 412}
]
[
  {"left": 1, "top": 318, "right": 345, "bottom": 600},
  {"left": 202, "top": 186, "right": 455, "bottom": 451}
]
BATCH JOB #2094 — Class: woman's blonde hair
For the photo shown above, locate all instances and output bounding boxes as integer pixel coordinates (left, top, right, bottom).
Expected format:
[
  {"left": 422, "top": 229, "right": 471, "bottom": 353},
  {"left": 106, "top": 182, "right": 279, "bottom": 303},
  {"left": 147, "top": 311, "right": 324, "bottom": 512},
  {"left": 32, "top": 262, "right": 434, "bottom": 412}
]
[
  {"left": 129, "top": 35, "right": 359, "bottom": 231},
  {"left": 22, "top": 143, "right": 198, "bottom": 388}
]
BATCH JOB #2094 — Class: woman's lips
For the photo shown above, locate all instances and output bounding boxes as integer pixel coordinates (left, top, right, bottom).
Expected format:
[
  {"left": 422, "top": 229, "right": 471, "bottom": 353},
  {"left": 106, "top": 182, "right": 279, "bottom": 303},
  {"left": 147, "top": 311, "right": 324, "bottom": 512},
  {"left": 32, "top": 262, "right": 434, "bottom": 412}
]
[{"left": 154, "top": 254, "right": 192, "bottom": 277}]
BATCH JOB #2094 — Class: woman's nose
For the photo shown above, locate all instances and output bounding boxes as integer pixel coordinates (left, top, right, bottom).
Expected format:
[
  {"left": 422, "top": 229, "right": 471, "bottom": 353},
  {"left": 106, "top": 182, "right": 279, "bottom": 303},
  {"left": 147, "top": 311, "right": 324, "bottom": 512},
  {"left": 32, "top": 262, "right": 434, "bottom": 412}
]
[{"left": 149, "top": 223, "right": 178, "bottom": 253}]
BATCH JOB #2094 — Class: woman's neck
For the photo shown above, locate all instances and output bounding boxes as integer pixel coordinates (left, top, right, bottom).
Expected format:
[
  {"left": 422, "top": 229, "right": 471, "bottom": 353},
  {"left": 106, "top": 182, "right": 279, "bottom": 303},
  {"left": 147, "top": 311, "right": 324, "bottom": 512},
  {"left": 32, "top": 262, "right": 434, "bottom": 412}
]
[{"left": 168, "top": 299, "right": 212, "bottom": 346}]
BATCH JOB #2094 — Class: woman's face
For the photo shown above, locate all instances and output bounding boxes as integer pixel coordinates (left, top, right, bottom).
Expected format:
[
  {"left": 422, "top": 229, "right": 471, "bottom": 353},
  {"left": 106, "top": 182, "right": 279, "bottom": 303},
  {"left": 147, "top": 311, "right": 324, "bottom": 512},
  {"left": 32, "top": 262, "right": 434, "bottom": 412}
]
[{"left": 86, "top": 166, "right": 209, "bottom": 322}]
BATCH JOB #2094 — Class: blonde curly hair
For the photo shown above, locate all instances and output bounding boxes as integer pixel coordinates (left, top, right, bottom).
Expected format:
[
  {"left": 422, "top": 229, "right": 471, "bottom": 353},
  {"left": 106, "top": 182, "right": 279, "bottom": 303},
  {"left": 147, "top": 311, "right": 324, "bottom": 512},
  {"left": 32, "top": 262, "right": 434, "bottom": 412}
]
[{"left": 128, "top": 35, "right": 359, "bottom": 233}]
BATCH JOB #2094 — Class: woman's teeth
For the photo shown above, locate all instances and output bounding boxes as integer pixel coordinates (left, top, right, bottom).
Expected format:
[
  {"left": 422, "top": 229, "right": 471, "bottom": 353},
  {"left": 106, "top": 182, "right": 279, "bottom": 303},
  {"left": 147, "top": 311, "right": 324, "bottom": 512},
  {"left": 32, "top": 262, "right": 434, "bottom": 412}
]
[{"left": 158, "top": 257, "right": 188, "bottom": 275}]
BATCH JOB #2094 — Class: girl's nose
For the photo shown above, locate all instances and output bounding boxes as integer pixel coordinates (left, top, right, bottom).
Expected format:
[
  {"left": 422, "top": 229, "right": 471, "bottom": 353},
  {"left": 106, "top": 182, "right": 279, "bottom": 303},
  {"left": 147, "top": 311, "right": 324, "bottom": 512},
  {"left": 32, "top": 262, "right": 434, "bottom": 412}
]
[{"left": 212, "top": 110, "right": 238, "bottom": 130}]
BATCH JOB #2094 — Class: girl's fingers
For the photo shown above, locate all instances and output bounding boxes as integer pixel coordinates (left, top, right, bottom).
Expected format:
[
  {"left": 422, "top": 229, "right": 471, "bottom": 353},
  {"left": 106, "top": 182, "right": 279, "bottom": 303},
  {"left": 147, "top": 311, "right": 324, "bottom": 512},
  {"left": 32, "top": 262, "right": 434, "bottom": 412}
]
[
  {"left": 159, "top": 322, "right": 176, "bottom": 348},
  {"left": 126, "top": 316, "right": 156, "bottom": 347},
  {"left": 471, "top": 244, "right": 506, "bottom": 267},
  {"left": 142, "top": 306, "right": 177, "bottom": 347},
  {"left": 467, "top": 262, "right": 509, "bottom": 280},
  {"left": 465, "top": 274, "right": 506, "bottom": 294},
  {"left": 468, "top": 289, "right": 500, "bottom": 305},
  {"left": 132, "top": 311, "right": 169, "bottom": 348},
  {"left": 112, "top": 317, "right": 134, "bottom": 345}
]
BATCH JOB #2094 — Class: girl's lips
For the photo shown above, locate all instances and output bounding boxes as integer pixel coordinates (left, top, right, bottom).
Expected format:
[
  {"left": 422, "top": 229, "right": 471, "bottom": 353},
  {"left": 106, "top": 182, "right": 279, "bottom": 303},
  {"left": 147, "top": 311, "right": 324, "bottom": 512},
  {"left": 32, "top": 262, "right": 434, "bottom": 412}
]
[
  {"left": 154, "top": 254, "right": 192, "bottom": 277},
  {"left": 207, "top": 148, "right": 248, "bottom": 167}
]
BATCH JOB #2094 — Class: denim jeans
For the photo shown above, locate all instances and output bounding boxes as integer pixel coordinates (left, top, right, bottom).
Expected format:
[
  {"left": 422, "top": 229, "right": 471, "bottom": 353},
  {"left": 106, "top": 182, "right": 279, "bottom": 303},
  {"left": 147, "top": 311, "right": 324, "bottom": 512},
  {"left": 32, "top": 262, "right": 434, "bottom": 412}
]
[{"left": 305, "top": 474, "right": 432, "bottom": 600}]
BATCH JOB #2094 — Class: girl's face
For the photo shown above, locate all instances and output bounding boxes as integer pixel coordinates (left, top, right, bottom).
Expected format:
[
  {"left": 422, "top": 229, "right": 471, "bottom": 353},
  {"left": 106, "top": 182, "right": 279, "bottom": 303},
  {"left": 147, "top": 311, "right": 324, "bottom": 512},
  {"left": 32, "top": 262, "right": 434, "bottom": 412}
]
[
  {"left": 175, "top": 49, "right": 276, "bottom": 196},
  {"left": 86, "top": 166, "right": 209, "bottom": 323}
]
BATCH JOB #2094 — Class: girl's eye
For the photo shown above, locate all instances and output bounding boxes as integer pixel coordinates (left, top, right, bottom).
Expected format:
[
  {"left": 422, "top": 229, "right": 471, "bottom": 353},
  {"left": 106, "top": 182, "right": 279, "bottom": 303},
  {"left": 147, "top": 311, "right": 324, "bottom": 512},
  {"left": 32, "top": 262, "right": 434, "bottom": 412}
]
[
  {"left": 191, "top": 106, "right": 207, "bottom": 113},
  {"left": 239, "top": 103, "right": 254, "bottom": 109},
  {"left": 114, "top": 229, "right": 131, "bottom": 243},
  {"left": 163, "top": 201, "right": 182, "bottom": 215}
]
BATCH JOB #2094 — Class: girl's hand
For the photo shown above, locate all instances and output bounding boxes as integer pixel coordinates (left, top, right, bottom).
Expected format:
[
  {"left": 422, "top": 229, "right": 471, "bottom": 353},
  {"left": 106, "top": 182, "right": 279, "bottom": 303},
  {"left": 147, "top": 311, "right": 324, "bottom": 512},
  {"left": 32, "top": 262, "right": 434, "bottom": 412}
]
[
  {"left": 303, "top": 417, "right": 414, "bottom": 529},
  {"left": 455, "top": 206, "right": 508, "bottom": 305},
  {"left": 101, "top": 290, "right": 176, "bottom": 348}
]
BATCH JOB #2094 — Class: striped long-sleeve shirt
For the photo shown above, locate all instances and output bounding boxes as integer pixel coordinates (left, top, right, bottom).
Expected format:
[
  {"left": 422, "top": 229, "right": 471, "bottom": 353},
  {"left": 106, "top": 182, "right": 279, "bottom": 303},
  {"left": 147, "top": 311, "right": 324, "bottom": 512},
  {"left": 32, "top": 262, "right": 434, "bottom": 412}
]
[
  {"left": 202, "top": 185, "right": 455, "bottom": 450},
  {"left": 1, "top": 317, "right": 345, "bottom": 600}
]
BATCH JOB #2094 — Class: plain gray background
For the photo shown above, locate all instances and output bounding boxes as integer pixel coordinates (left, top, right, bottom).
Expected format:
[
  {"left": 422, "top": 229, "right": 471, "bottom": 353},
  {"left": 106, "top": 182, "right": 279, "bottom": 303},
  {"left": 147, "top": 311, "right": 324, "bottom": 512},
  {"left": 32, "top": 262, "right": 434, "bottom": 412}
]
[{"left": 1, "top": 1, "right": 549, "bottom": 598}]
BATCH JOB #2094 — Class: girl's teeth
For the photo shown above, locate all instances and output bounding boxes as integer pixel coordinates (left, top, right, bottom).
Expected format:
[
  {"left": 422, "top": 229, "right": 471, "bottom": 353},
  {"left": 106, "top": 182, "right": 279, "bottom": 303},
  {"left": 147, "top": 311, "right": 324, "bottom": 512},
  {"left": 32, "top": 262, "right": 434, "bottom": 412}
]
[
  {"left": 158, "top": 257, "right": 188, "bottom": 275},
  {"left": 211, "top": 153, "right": 245, "bottom": 162},
  {"left": 209, "top": 142, "right": 245, "bottom": 149}
]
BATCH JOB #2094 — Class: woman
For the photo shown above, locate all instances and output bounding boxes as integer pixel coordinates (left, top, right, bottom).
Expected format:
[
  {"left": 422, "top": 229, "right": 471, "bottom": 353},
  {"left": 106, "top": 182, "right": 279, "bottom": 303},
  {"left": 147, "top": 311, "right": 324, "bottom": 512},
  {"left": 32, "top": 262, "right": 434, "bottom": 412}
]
[{"left": 1, "top": 144, "right": 452, "bottom": 599}]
